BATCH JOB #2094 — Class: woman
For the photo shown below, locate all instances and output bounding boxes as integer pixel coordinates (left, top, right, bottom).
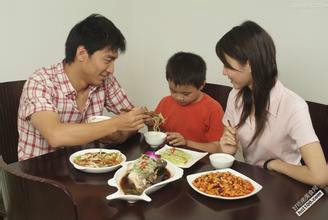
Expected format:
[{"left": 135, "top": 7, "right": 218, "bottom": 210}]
[{"left": 217, "top": 20, "right": 328, "bottom": 185}]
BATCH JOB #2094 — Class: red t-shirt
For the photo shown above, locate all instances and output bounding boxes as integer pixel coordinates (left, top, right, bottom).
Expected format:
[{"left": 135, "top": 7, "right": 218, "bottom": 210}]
[{"left": 155, "top": 93, "right": 224, "bottom": 142}]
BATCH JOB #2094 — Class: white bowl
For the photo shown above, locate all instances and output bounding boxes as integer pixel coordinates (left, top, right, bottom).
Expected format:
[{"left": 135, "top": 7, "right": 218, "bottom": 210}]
[
  {"left": 106, "top": 160, "right": 183, "bottom": 203},
  {"left": 69, "top": 148, "right": 126, "bottom": 173},
  {"left": 209, "top": 153, "right": 235, "bottom": 169},
  {"left": 87, "top": 115, "right": 111, "bottom": 123},
  {"left": 144, "top": 131, "right": 167, "bottom": 146}
]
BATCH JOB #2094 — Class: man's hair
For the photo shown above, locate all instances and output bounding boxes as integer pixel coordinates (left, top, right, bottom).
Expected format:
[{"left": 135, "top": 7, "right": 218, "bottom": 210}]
[
  {"left": 65, "top": 14, "right": 126, "bottom": 64},
  {"left": 166, "top": 52, "right": 206, "bottom": 89}
]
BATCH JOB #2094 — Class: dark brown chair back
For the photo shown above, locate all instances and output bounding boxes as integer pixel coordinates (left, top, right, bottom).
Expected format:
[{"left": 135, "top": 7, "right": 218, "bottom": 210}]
[
  {"left": 0, "top": 158, "right": 78, "bottom": 220},
  {"left": 202, "top": 83, "right": 232, "bottom": 111},
  {"left": 306, "top": 101, "right": 328, "bottom": 161},
  {"left": 0, "top": 80, "right": 26, "bottom": 163}
]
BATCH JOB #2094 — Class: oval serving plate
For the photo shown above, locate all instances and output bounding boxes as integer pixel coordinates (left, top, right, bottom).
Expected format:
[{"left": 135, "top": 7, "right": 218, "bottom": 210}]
[
  {"left": 187, "top": 168, "right": 262, "bottom": 200},
  {"left": 69, "top": 148, "right": 126, "bottom": 174},
  {"left": 106, "top": 160, "right": 184, "bottom": 203}
]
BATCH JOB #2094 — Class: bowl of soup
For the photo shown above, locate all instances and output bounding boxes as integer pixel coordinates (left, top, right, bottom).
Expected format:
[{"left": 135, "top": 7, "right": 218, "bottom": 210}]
[
  {"left": 144, "top": 131, "right": 167, "bottom": 146},
  {"left": 209, "top": 153, "right": 235, "bottom": 169}
]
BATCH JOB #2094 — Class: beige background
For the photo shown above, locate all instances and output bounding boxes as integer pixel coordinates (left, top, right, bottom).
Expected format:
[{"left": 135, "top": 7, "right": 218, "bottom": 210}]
[{"left": 1, "top": 0, "right": 327, "bottom": 109}]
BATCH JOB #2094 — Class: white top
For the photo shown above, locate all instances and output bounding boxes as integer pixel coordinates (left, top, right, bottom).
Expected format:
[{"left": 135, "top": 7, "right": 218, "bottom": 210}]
[{"left": 223, "top": 80, "right": 318, "bottom": 166}]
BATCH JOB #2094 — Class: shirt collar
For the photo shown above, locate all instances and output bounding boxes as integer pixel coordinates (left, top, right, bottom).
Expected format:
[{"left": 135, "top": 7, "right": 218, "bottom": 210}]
[
  {"left": 56, "top": 61, "right": 76, "bottom": 96},
  {"left": 56, "top": 60, "right": 100, "bottom": 97}
]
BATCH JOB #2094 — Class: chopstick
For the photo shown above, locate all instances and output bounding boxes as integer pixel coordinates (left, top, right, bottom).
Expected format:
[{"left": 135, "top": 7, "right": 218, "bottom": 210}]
[{"left": 120, "top": 108, "right": 131, "bottom": 112}]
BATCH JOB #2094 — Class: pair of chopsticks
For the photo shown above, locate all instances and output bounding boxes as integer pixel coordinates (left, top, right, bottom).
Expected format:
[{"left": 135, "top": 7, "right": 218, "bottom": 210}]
[{"left": 121, "top": 107, "right": 158, "bottom": 117}]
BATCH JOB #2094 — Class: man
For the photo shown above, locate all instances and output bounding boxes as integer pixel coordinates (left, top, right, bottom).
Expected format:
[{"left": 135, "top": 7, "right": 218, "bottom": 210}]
[{"left": 17, "top": 14, "right": 147, "bottom": 160}]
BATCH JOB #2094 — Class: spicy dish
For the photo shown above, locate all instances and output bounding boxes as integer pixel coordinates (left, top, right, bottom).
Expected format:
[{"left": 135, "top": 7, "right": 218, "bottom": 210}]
[
  {"left": 187, "top": 168, "right": 262, "bottom": 200},
  {"left": 69, "top": 149, "right": 126, "bottom": 173},
  {"left": 107, "top": 154, "right": 184, "bottom": 203}
]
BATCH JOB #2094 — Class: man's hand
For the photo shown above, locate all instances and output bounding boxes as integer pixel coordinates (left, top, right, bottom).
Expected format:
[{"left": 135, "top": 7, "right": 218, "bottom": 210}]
[
  {"left": 99, "top": 131, "right": 128, "bottom": 145},
  {"left": 114, "top": 107, "right": 150, "bottom": 131}
]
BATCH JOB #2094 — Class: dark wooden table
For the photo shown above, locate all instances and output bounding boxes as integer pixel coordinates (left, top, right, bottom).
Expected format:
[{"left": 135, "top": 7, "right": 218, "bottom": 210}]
[{"left": 9, "top": 134, "right": 328, "bottom": 220}]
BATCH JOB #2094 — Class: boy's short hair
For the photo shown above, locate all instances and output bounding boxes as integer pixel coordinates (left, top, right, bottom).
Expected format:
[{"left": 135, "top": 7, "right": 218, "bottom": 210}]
[
  {"left": 166, "top": 52, "right": 206, "bottom": 89},
  {"left": 65, "top": 14, "right": 126, "bottom": 64}
]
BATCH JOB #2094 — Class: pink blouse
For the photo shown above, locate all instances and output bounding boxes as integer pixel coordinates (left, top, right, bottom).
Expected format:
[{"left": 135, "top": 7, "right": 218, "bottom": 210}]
[{"left": 223, "top": 80, "right": 318, "bottom": 166}]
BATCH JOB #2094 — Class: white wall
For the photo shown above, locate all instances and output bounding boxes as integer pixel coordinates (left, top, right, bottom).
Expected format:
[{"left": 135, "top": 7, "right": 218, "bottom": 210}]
[{"left": 1, "top": 0, "right": 327, "bottom": 108}]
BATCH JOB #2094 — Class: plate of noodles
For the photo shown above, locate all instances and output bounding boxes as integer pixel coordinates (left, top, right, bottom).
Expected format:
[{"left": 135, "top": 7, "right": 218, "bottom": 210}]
[
  {"left": 156, "top": 145, "right": 208, "bottom": 168},
  {"left": 187, "top": 168, "right": 262, "bottom": 200},
  {"left": 69, "top": 148, "right": 126, "bottom": 173}
]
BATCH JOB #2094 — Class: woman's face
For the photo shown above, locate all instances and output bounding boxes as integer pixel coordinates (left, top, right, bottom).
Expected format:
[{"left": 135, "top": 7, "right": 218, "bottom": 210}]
[{"left": 222, "top": 53, "right": 253, "bottom": 90}]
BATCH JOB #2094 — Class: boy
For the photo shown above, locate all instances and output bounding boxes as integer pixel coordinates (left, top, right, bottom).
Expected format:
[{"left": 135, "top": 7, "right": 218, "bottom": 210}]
[
  {"left": 154, "top": 52, "right": 224, "bottom": 153},
  {"left": 17, "top": 14, "right": 148, "bottom": 160}
]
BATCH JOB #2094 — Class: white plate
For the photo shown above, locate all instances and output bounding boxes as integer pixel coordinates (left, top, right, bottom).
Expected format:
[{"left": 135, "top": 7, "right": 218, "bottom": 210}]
[
  {"left": 69, "top": 148, "right": 126, "bottom": 173},
  {"left": 86, "top": 115, "right": 111, "bottom": 123},
  {"left": 155, "top": 145, "right": 208, "bottom": 168},
  {"left": 187, "top": 168, "right": 262, "bottom": 200},
  {"left": 106, "top": 160, "right": 184, "bottom": 203}
]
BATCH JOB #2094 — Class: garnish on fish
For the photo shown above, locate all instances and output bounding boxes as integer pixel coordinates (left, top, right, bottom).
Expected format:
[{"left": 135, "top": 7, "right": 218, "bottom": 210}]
[{"left": 120, "top": 154, "right": 170, "bottom": 195}]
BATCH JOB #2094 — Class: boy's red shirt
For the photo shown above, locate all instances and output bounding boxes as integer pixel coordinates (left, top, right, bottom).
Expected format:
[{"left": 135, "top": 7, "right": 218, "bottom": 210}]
[{"left": 155, "top": 93, "right": 224, "bottom": 143}]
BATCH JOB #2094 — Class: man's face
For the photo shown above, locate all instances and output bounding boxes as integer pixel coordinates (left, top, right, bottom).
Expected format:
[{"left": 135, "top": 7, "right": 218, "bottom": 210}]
[
  {"left": 82, "top": 48, "right": 118, "bottom": 86},
  {"left": 168, "top": 81, "right": 204, "bottom": 106}
]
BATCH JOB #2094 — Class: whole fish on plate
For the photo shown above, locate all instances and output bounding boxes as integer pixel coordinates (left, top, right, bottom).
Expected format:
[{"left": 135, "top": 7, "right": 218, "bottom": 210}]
[{"left": 123, "top": 154, "right": 168, "bottom": 195}]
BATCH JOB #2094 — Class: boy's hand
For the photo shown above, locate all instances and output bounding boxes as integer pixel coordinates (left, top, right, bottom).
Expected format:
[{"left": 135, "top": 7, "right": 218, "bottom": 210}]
[
  {"left": 220, "top": 126, "right": 238, "bottom": 154},
  {"left": 166, "top": 132, "right": 186, "bottom": 146}
]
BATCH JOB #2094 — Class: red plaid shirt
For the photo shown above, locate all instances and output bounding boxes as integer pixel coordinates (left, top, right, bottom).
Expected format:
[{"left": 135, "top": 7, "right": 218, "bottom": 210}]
[{"left": 18, "top": 61, "right": 133, "bottom": 160}]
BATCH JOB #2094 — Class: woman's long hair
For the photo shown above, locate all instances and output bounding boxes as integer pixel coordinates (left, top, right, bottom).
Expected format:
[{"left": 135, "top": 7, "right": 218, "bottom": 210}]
[{"left": 216, "top": 21, "right": 277, "bottom": 147}]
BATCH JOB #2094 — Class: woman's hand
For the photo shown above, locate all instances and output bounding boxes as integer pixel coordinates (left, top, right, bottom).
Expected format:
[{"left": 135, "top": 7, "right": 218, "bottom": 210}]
[
  {"left": 166, "top": 132, "right": 186, "bottom": 146},
  {"left": 220, "top": 126, "right": 238, "bottom": 154}
]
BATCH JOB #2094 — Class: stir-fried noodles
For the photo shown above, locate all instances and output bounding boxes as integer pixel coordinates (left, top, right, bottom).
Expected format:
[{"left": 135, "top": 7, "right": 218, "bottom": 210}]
[
  {"left": 74, "top": 152, "right": 123, "bottom": 168},
  {"left": 147, "top": 112, "right": 165, "bottom": 131}
]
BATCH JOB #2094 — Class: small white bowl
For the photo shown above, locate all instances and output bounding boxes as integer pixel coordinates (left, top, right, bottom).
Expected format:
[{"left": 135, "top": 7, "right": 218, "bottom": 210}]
[
  {"left": 209, "top": 153, "right": 235, "bottom": 169},
  {"left": 87, "top": 115, "right": 111, "bottom": 123},
  {"left": 144, "top": 131, "right": 167, "bottom": 146}
]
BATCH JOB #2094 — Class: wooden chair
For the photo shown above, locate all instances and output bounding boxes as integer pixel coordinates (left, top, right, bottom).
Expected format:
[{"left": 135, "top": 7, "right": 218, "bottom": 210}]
[
  {"left": 307, "top": 101, "right": 328, "bottom": 161},
  {"left": 0, "top": 158, "right": 78, "bottom": 220},
  {"left": 202, "top": 83, "right": 232, "bottom": 111},
  {"left": 0, "top": 80, "right": 26, "bottom": 164},
  {"left": 202, "top": 83, "right": 328, "bottom": 160}
]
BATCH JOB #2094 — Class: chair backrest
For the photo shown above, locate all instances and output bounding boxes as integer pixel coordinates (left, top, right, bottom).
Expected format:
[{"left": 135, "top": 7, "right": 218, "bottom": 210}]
[
  {"left": 202, "top": 83, "right": 328, "bottom": 160},
  {"left": 0, "top": 80, "right": 26, "bottom": 163},
  {"left": 306, "top": 101, "right": 328, "bottom": 161},
  {"left": 0, "top": 158, "right": 78, "bottom": 220},
  {"left": 202, "top": 83, "right": 232, "bottom": 111}
]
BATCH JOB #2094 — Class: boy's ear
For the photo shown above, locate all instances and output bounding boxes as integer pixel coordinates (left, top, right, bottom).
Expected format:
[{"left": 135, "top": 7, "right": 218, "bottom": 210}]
[
  {"left": 76, "top": 46, "right": 89, "bottom": 62},
  {"left": 199, "top": 81, "right": 206, "bottom": 90}
]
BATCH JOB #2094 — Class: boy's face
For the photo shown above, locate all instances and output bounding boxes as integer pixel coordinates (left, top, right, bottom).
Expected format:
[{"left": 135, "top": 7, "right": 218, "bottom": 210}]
[
  {"left": 79, "top": 47, "right": 118, "bottom": 86},
  {"left": 168, "top": 81, "right": 204, "bottom": 106}
]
